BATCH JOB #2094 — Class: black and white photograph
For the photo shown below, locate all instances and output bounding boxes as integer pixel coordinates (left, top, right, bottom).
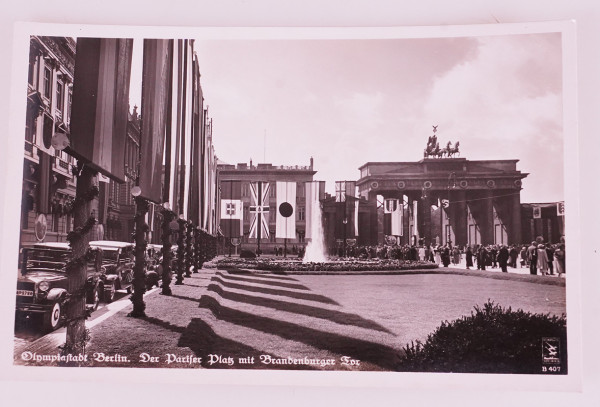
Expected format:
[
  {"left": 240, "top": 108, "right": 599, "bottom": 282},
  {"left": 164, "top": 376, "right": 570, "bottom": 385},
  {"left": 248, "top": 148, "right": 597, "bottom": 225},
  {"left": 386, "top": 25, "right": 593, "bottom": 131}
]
[{"left": 1, "top": 2, "right": 598, "bottom": 405}]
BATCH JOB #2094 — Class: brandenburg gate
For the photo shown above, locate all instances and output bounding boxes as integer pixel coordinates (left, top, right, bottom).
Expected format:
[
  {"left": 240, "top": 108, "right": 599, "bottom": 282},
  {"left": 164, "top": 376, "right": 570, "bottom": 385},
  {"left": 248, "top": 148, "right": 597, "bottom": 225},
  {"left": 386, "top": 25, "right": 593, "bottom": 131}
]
[{"left": 356, "top": 135, "right": 528, "bottom": 247}]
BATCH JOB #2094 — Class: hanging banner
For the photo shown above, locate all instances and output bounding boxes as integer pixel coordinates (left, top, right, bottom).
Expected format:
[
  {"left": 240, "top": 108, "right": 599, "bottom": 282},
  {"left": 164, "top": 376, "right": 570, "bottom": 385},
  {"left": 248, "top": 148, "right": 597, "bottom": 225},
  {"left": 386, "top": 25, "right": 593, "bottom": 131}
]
[
  {"left": 249, "top": 182, "right": 270, "bottom": 239},
  {"left": 556, "top": 202, "right": 565, "bottom": 216},
  {"left": 335, "top": 181, "right": 346, "bottom": 202},
  {"left": 220, "top": 181, "right": 242, "bottom": 238},
  {"left": 276, "top": 181, "right": 296, "bottom": 239},
  {"left": 139, "top": 39, "right": 171, "bottom": 203},
  {"left": 69, "top": 38, "right": 133, "bottom": 183},
  {"left": 533, "top": 205, "right": 542, "bottom": 219},
  {"left": 384, "top": 198, "right": 403, "bottom": 236},
  {"left": 353, "top": 186, "right": 359, "bottom": 237},
  {"left": 305, "top": 181, "right": 325, "bottom": 240}
]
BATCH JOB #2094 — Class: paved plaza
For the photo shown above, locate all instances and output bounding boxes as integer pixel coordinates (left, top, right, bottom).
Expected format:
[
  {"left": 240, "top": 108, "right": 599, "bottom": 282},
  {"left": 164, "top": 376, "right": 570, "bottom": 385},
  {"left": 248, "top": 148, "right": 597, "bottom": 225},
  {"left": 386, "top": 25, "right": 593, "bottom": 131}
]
[{"left": 15, "top": 261, "right": 566, "bottom": 371}]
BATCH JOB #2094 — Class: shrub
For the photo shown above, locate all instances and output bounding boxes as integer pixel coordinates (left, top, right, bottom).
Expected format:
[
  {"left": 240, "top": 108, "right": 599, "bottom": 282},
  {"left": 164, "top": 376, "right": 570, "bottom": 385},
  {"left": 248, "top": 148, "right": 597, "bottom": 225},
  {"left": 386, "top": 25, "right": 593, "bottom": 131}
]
[
  {"left": 239, "top": 250, "right": 257, "bottom": 259},
  {"left": 398, "top": 301, "right": 567, "bottom": 374}
]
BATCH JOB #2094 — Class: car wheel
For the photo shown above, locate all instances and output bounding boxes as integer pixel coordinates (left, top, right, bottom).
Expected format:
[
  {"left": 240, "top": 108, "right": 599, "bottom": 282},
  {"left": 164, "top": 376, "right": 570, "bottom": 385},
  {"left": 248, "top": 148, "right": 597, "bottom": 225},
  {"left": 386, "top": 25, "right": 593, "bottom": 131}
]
[
  {"left": 42, "top": 302, "right": 62, "bottom": 332},
  {"left": 104, "top": 284, "right": 115, "bottom": 303}
]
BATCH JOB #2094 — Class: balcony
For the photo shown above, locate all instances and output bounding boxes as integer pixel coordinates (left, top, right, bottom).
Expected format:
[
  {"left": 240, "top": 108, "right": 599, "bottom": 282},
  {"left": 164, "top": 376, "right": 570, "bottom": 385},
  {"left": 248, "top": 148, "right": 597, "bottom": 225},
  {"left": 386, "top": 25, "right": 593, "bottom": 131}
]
[
  {"left": 54, "top": 156, "right": 71, "bottom": 178},
  {"left": 24, "top": 141, "right": 39, "bottom": 163}
]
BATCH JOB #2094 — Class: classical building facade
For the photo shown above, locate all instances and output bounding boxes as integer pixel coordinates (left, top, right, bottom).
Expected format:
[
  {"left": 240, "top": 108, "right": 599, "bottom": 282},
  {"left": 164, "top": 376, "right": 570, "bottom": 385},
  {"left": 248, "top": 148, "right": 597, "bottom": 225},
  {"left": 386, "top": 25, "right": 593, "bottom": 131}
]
[
  {"left": 521, "top": 202, "right": 565, "bottom": 244},
  {"left": 356, "top": 158, "right": 528, "bottom": 247},
  {"left": 217, "top": 159, "right": 318, "bottom": 254},
  {"left": 22, "top": 36, "right": 77, "bottom": 246}
]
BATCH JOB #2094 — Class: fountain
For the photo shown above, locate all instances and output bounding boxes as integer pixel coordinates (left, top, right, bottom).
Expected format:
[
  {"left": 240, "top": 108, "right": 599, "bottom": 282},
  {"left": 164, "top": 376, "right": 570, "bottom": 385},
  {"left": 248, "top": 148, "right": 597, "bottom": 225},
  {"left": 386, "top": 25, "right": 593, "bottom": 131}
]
[{"left": 303, "top": 182, "right": 327, "bottom": 263}]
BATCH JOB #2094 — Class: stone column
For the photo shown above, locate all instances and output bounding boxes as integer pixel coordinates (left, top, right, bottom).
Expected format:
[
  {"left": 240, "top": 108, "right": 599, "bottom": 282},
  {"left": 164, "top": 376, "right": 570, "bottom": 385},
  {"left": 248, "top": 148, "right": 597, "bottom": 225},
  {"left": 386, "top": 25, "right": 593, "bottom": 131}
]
[
  {"left": 453, "top": 190, "right": 468, "bottom": 246},
  {"left": 482, "top": 189, "right": 495, "bottom": 245},
  {"left": 510, "top": 191, "right": 522, "bottom": 245},
  {"left": 419, "top": 194, "right": 432, "bottom": 245}
]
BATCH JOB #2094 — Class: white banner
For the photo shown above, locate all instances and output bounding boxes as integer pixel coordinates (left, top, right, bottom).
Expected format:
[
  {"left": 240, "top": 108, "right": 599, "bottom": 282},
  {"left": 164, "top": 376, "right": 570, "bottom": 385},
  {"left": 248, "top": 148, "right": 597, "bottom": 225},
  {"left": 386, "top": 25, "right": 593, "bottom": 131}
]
[
  {"left": 305, "top": 181, "right": 320, "bottom": 240},
  {"left": 276, "top": 181, "right": 296, "bottom": 239},
  {"left": 353, "top": 186, "right": 359, "bottom": 237}
]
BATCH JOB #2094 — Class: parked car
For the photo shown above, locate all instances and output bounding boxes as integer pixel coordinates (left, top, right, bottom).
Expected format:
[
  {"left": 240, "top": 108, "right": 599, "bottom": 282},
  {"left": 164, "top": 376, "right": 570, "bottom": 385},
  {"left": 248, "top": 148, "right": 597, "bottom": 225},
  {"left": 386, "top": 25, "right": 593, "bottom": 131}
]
[
  {"left": 88, "top": 240, "right": 162, "bottom": 298},
  {"left": 89, "top": 241, "right": 135, "bottom": 303},
  {"left": 16, "top": 242, "right": 104, "bottom": 332}
]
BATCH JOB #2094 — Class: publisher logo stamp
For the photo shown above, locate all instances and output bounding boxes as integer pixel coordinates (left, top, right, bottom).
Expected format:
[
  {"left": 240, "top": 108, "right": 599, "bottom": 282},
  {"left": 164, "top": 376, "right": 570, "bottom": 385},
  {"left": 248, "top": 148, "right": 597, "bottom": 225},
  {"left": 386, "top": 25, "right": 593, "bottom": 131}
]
[{"left": 542, "top": 337, "right": 560, "bottom": 364}]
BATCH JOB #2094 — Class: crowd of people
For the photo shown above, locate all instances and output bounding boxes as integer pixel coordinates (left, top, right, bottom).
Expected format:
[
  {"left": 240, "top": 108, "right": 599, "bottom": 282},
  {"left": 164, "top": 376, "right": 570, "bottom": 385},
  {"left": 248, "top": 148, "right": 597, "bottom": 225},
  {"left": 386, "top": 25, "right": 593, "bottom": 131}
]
[{"left": 328, "top": 239, "right": 566, "bottom": 277}]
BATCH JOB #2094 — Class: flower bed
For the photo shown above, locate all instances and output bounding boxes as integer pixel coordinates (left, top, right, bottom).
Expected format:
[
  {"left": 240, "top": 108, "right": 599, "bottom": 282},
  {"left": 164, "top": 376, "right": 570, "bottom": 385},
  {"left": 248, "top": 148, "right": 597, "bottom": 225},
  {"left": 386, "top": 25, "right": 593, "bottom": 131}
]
[{"left": 216, "top": 257, "right": 438, "bottom": 273}]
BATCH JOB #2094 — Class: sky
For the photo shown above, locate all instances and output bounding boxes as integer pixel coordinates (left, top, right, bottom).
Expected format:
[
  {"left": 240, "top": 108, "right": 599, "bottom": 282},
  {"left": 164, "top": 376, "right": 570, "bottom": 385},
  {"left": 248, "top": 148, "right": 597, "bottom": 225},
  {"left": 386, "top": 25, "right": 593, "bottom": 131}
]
[{"left": 130, "top": 32, "right": 564, "bottom": 203}]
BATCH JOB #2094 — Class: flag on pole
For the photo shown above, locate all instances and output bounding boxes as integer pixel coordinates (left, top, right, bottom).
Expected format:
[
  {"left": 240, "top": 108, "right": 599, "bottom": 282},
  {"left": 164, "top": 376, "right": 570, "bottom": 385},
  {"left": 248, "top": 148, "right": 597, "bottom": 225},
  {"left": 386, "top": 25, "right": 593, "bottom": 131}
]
[
  {"left": 249, "top": 182, "right": 270, "bottom": 239},
  {"left": 276, "top": 182, "right": 296, "bottom": 239},
  {"left": 413, "top": 200, "right": 419, "bottom": 240},
  {"left": 69, "top": 38, "right": 133, "bottom": 183},
  {"left": 139, "top": 39, "right": 171, "bottom": 203},
  {"left": 384, "top": 198, "right": 403, "bottom": 236},
  {"left": 305, "top": 181, "right": 326, "bottom": 240},
  {"left": 335, "top": 181, "right": 346, "bottom": 202},
  {"left": 220, "top": 180, "right": 242, "bottom": 238},
  {"left": 353, "top": 186, "right": 359, "bottom": 237}
]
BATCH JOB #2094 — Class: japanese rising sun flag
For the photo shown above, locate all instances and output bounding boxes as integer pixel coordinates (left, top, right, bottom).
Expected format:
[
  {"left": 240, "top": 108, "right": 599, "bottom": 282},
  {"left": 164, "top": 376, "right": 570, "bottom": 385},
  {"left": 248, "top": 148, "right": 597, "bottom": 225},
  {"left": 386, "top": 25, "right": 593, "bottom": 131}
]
[
  {"left": 249, "top": 182, "right": 270, "bottom": 239},
  {"left": 276, "top": 182, "right": 296, "bottom": 239}
]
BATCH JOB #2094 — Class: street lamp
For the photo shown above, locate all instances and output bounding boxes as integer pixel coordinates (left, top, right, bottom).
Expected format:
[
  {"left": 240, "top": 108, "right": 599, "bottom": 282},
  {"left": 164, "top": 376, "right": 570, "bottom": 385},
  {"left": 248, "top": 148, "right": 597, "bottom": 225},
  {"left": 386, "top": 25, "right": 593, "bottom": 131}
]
[
  {"left": 447, "top": 172, "right": 457, "bottom": 247},
  {"left": 342, "top": 217, "right": 348, "bottom": 258}
]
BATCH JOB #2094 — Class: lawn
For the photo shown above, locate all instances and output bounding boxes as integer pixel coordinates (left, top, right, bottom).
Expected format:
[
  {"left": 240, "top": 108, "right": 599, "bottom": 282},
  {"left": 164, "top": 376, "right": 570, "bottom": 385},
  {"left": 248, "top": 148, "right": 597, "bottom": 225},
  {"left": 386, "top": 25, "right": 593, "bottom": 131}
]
[{"left": 55, "top": 269, "right": 566, "bottom": 372}]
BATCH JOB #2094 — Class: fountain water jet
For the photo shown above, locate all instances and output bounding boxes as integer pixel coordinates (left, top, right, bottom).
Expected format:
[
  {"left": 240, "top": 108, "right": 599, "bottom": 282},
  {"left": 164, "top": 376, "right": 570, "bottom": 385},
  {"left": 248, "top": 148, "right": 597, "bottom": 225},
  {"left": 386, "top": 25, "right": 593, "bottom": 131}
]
[{"left": 303, "top": 182, "right": 327, "bottom": 263}]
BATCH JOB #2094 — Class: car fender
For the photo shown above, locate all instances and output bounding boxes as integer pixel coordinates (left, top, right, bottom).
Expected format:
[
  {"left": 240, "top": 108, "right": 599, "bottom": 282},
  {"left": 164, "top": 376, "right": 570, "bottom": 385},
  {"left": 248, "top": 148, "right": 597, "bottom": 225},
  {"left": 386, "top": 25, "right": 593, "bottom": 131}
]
[
  {"left": 105, "top": 274, "right": 119, "bottom": 283},
  {"left": 46, "top": 288, "right": 68, "bottom": 302}
]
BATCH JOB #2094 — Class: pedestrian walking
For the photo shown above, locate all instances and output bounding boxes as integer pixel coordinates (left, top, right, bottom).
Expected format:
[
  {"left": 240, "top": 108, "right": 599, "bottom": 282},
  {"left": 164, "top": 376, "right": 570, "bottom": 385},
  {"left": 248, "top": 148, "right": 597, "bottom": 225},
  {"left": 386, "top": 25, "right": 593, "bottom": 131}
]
[
  {"left": 465, "top": 246, "right": 474, "bottom": 269},
  {"left": 527, "top": 241, "right": 538, "bottom": 275},
  {"left": 554, "top": 243, "right": 566, "bottom": 277},
  {"left": 509, "top": 245, "right": 519, "bottom": 268},
  {"left": 537, "top": 244, "right": 549, "bottom": 276},
  {"left": 497, "top": 245, "right": 509, "bottom": 273},
  {"left": 477, "top": 246, "right": 488, "bottom": 271},
  {"left": 546, "top": 245, "right": 555, "bottom": 275}
]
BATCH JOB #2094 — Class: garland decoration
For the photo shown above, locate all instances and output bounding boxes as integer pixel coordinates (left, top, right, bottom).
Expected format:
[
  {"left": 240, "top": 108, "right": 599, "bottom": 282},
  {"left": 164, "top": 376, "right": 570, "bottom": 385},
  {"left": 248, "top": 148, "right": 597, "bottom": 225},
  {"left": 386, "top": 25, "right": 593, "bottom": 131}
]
[
  {"left": 66, "top": 216, "right": 97, "bottom": 245},
  {"left": 160, "top": 208, "right": 176, "bottom": 295},
  {"left": 62, "top": 186, "right": 100, "bottom": 216},
  {"left": 185, "top": 221, "right": 193, "bottom": 277},
  {"left": 175, "top": 218, "right": 186, "bottom": 285}
]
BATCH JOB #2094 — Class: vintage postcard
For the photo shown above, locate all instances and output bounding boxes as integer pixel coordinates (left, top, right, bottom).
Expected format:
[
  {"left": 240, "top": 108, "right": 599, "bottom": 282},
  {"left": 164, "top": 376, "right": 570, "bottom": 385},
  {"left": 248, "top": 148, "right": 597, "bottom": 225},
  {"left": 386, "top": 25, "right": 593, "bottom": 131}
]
[{"left": 0, "top": 21, "right": 580, "bottom": 391}]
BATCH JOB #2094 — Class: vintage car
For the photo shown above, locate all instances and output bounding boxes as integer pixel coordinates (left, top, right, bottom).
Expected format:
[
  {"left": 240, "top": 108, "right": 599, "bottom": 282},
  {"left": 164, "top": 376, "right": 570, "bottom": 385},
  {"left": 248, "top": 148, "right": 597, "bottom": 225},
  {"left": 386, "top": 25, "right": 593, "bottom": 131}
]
[
  {"left": 16, "top": 242, "right": 104, "bottom": 332},
  {"left": 89, "top": 241, "right": 135, "bottom": 303}
]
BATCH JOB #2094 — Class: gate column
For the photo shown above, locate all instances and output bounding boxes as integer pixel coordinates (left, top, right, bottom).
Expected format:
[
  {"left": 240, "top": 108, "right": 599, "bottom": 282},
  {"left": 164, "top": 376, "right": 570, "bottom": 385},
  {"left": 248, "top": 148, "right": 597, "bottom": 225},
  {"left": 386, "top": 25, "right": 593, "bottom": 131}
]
[{"left": 453, "top": 190, "right": 468, "bottom": 246}]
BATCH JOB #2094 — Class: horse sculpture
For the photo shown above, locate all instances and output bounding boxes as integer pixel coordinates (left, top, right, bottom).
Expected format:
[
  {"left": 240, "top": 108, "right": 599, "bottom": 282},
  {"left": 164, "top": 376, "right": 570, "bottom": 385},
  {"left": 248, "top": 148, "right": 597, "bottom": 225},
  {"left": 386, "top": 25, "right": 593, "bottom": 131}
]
[
  {"left": 443, "top": 141, "right": 460, "bottom": 158},
  {"left": 425, "top": 140, "right": 459, "bottom": 158}
]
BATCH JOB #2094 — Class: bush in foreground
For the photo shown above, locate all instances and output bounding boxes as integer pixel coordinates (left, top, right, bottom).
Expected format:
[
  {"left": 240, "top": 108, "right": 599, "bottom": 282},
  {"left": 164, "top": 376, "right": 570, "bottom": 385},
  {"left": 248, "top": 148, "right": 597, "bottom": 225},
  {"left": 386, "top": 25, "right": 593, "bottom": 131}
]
[{"left": 398, "top": 301, "right": 567, "bottom": 374}]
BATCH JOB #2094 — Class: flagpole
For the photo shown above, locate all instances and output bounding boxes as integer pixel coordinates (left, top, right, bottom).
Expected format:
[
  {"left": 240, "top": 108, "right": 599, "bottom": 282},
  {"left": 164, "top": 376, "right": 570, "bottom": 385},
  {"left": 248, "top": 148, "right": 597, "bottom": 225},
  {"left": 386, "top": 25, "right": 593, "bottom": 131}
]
[
  {"left": 228, "top": 180, "right": 232, "bottom": 257},
  {"left": 257, "top": 182, "right": 261, "bottom": 255}
]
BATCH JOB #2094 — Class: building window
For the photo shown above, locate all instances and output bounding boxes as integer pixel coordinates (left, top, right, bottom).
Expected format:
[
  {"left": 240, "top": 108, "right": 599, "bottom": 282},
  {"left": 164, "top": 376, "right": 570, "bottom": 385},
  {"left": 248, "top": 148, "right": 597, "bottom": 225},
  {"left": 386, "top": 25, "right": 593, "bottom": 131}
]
[
  {"left": 297, "top": 183, "right": 305, "bottom": 197},
  {"left": 56, "top": 81, "right": 64, "bottom": 113},
  {"left": 28, "top": 55, "right": 36, "bottom": 86},
  {"left": 242, "top": 183, "right": 249, "bottom": 197},
  {"left": 298, "top": 206, "right": 305, "bottom": 221},
  {"left": 43, "top": 67, "right": 52, "bottom": 99},
  {"left": 67, "top": 89, "right": 72, "bottom": 123},
  {"left": 25, "top": 110, "right": 36, "bottom": 144},
  {"left": 270, "top": 183, "right": 276, "bottom": 198}
]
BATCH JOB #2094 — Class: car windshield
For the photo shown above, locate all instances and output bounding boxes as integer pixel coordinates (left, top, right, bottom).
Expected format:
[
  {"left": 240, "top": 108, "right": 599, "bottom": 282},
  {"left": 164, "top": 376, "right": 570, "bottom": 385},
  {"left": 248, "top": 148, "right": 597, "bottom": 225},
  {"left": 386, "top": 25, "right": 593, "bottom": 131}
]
[
  {"left": 24, "top": 248, "right": 69, "bottom": 272},
  {"left": 102, "top": 250, "right": 119, "bottom": 262}
]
